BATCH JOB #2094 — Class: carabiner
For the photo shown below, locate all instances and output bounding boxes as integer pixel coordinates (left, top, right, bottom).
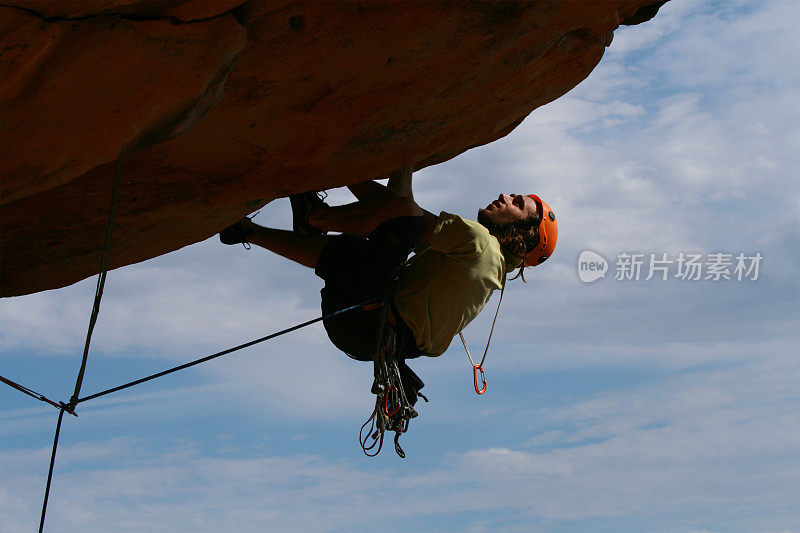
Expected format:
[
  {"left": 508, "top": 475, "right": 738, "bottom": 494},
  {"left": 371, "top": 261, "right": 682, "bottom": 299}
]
[
  {"left": 384, "top": 385, "right": 401, "bottom": 416},
  {"left": 473, "top": 364, "right": 487, "bottom": 395}
]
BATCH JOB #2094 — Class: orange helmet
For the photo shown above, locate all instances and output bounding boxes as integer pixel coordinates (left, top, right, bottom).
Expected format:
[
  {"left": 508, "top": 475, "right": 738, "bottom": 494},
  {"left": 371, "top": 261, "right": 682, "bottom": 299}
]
[{"left": 524, "top": 194, "right": 558, "bottom": 266}]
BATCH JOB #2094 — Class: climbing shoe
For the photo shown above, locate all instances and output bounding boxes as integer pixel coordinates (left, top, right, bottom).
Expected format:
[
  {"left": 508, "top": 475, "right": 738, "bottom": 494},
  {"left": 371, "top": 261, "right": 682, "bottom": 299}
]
[
  {"left": 289, "top": 191, "right": 328, "bottom": 236},
  {"left": 219, "top": 217, "right": 254, "bottom": 248}
]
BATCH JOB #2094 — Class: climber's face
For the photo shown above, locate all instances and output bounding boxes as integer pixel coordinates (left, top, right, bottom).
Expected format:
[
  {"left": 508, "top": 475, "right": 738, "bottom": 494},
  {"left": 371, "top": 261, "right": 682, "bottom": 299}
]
[{"left": 478, "top": 194, "right": 539, "bottom": 227}]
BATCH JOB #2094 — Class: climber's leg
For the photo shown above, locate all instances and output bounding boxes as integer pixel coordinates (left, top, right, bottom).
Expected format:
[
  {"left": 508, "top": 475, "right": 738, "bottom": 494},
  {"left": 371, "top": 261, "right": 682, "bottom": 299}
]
[
  {"left": 244, "top": 219, "right": 334, "bottom": 268},
  {"left": 317, "top": 215, "right": 425, "bottom": 361}
]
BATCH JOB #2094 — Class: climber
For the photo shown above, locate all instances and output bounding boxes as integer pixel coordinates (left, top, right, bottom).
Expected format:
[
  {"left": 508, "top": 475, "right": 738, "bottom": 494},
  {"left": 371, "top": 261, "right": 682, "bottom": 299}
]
[{"left": 218, "top": 168, "right": 557, "bottom": 399}]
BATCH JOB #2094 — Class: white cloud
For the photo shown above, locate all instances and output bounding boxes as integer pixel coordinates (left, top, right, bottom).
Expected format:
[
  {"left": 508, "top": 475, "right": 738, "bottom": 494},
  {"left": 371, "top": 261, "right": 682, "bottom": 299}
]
[{"left": 2, "top": 348, "right": 797, "bottom": 532}]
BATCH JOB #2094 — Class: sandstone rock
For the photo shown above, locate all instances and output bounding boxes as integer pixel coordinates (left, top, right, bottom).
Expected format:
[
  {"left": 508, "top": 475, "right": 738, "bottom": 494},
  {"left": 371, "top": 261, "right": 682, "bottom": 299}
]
[
  {"left": 0, "top": 1, "right": 666, "bottom": 296},
  {"left": 4, "top": 0, "right": 249, "bottom": 22},
  {"left": 1, "top": 7, "right": 246, "bottom": 203}
]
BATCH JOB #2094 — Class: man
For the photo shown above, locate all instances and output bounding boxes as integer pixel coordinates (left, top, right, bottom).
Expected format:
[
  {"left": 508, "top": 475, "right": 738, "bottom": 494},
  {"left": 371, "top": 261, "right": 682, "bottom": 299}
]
[{"left": 219, "top": 169, "right": 557, "bottom": 402}]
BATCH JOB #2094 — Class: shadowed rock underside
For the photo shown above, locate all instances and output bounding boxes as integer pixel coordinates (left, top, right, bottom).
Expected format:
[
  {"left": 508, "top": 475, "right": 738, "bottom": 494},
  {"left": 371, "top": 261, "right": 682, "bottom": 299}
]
[{"left": 0, "top": 0, "right": 666, "bottom": 296}]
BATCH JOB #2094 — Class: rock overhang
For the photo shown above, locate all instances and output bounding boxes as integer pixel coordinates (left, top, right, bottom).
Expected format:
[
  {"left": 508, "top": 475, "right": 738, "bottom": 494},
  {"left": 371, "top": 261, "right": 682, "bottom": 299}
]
[{"left": 0, "top": 0, "right": 667, "bottom": 296}]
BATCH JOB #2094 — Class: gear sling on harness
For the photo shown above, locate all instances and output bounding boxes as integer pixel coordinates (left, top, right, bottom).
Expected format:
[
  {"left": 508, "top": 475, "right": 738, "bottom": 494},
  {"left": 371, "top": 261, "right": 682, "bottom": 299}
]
[{"left": 359, "top": 286, "right": 427, "bottom": 458}]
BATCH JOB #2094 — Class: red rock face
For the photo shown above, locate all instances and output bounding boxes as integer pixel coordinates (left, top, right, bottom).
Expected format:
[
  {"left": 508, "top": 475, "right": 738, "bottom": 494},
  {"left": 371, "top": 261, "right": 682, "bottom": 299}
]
[{"left": 0, "top": 1, "right": 665, "bottom": 296}]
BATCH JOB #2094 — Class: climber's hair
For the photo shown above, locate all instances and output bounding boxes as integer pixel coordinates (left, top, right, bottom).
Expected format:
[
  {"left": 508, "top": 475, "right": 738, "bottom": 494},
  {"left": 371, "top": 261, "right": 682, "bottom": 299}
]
[{"left": 479, "top": 211, "right": 541, "bottom": 282}]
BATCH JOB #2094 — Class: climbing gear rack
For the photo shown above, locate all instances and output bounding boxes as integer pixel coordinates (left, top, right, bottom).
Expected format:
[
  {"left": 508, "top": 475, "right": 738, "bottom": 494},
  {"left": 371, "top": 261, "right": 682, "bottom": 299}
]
[{"left": 358, "top": 295, "right": 425, "bottom": 458}]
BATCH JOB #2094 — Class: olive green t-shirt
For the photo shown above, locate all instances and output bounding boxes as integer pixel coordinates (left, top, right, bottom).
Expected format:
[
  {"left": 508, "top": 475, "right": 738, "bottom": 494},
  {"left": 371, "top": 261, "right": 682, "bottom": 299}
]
[{"left": 393, "top": 212, "right": 519, "bottom": 357}]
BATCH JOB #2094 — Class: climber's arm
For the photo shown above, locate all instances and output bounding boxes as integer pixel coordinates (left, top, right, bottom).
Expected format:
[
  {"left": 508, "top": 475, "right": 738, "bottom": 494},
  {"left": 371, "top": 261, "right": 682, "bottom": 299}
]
[
  {"left": 387, "top": 167, "right": 413, "bottom": 201},
  {"left": 384, "top": 167, "right": 437, "bottom": 243},
  {"left": 347, "top": 167, "right": 414, "bottom": 202},
  {"left": 386, "top": 167, "right": 436, "bottom": 242},
  {"left": 310, "top": 193, "right": 437, "bottom": 239}
]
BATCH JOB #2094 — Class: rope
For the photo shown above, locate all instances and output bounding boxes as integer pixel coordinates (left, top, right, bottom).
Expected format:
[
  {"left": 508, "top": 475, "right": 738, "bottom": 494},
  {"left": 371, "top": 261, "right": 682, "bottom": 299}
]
[
  {"left": 0, "top": 376, "right": 72, "bottom": 414},
  {"left": 76, "top": 296, "right": 383, "bottom": 405},
  {"left": 39, "top": 409, "right": 65, "bottom": 533},
  {"left": 459, "top": 279, "right": 506, "bottom": 394},
  {"left": 3, "top": 298, "right": 384, "bottom": 408},
  {"left": 38, "top": 157, "right": 122, "bottom": 533},
  {"left": 460, "top": 280, "right": 505, "bottom": 368},
  {"left": 67, "top": 158, "right": 122, "bottom": 411}
]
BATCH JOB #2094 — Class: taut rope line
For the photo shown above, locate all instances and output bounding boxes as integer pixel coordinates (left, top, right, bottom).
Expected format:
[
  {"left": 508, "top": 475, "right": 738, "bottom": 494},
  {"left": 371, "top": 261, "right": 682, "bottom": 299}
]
[{"left": 38, "top": 157, "right": 122, "bottom": 533}]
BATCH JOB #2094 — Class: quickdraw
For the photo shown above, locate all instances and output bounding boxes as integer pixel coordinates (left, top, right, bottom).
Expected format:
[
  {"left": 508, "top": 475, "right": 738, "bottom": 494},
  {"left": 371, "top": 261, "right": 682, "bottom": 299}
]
[{"left": 459, "top": 279, "right": 506, "bottom": 395}]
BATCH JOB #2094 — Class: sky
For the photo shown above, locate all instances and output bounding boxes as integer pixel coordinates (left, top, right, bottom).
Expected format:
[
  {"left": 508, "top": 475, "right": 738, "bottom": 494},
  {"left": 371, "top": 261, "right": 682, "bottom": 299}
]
[{"left": 1, "top": 1, "right": 799, "bottom": 532}]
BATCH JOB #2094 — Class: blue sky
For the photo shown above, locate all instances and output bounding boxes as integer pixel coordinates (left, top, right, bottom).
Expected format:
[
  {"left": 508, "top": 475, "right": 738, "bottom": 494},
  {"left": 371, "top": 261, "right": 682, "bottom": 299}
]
[{"left": 2, "top": 1, "right": 798, "bottom": 531}]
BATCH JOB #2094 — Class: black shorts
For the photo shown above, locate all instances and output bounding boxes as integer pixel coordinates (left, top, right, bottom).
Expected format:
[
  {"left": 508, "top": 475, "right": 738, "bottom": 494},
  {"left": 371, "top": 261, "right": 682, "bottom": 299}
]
[{"left": 315, "top": 216, "right": 425, "bottom": 362}]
